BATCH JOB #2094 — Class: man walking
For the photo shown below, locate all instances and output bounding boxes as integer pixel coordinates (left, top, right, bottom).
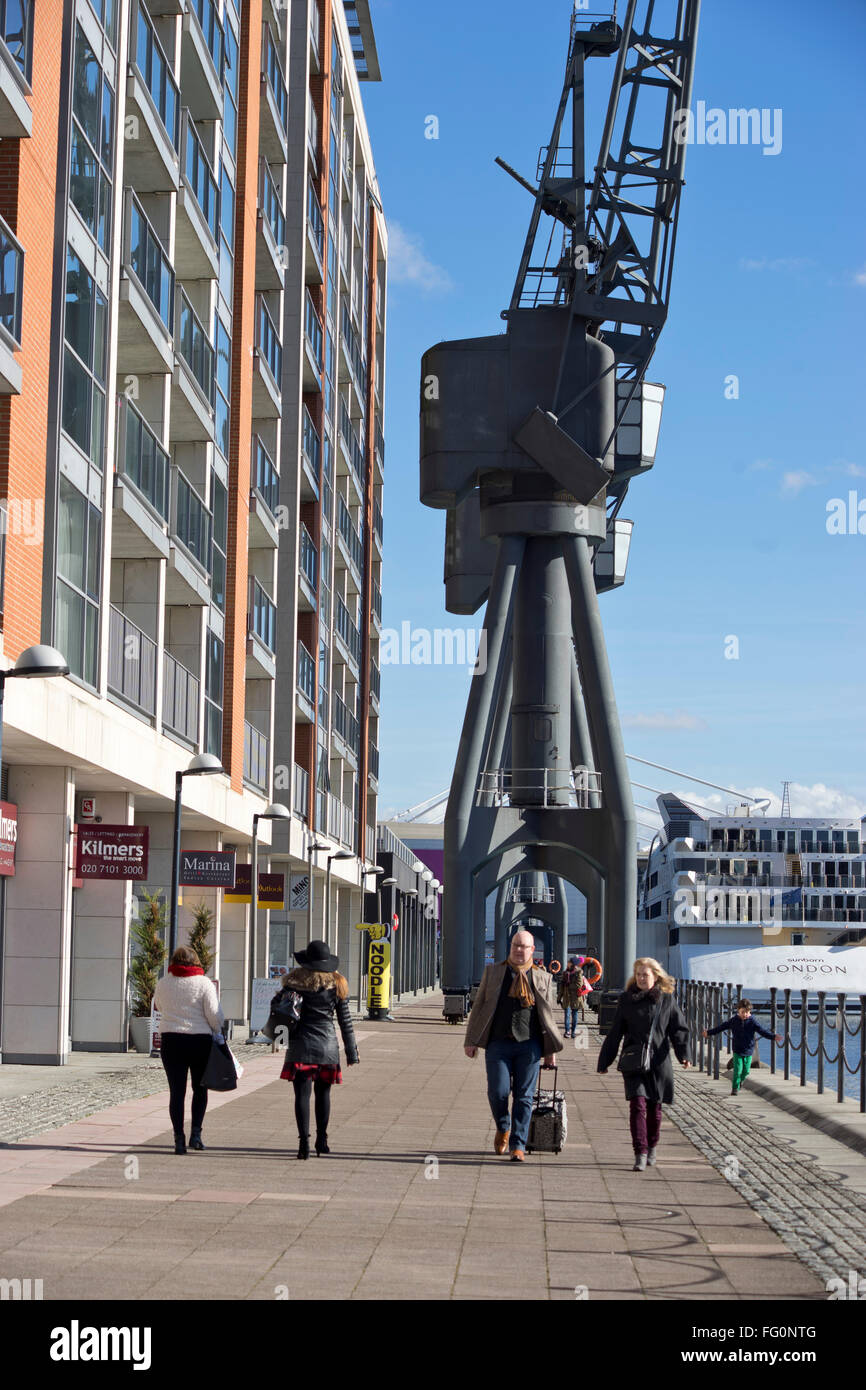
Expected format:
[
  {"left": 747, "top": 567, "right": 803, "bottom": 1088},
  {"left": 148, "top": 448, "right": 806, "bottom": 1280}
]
[{"left": 464, "top": 930, "right": 563, "bottom": 1161}]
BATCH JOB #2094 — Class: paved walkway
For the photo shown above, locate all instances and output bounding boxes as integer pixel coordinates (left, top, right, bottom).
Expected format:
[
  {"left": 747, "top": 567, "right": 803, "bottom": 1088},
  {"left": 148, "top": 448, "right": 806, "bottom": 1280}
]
[{"left": 0, "top": 995, "right": 856, "bottom": 1301}]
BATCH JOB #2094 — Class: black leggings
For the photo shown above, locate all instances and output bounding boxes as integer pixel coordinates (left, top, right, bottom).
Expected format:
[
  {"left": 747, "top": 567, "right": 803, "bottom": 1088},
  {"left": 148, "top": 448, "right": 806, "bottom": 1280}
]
[
  {"left": 292, "top": 1074, "right": 332, "bottom": 1138},
  {"left": 160, "top": 1033, "right": 212, "bottom": 1133}
]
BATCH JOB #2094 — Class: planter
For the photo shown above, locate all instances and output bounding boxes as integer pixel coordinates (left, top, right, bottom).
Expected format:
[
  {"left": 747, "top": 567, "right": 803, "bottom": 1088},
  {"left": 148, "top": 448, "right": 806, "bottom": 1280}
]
[{"left": 129, "top": 1015, "right": 154, "bottom": 1054}]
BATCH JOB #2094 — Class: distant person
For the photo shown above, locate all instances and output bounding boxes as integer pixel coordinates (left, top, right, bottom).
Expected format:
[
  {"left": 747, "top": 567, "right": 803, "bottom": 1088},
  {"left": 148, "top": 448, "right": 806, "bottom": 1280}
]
[
  {"left": 597, "top": 957, "right": 690, "bottom": 1171},
  {"left": 463, "top": 930, "right": 563, "bottom": 1162},
  {"left": 557, "top": 958, "right": 586, "bottom": 1037},
  {"left": 153, "top": 945, "right": 225, "bottom": 1155},
  {"left": 703, "top": 1000, "right": 782, "bottom": 1095},
  {"left": 275, "top": 940, "right": 359, "bottom": 1159}
]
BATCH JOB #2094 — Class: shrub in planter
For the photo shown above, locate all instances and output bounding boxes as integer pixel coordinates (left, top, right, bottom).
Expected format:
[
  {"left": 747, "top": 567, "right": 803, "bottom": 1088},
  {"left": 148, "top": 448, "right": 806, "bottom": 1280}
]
[
  {"left": 188, "top": 900, "right": 215, "bottom": 976},
  {"left": 128, "top": 891, "right": 167, "bottom": 1020}
]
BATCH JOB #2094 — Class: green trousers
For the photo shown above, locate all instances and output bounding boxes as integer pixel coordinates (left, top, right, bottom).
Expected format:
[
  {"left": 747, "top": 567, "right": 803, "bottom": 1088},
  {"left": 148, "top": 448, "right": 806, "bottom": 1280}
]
[{"left": 732, "top": 1053, "right": 753, "bottom": 1089}]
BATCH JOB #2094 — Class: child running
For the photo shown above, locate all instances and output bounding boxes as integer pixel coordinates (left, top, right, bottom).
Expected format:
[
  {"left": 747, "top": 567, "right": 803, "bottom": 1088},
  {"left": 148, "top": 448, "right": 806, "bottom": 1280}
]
[{"left": 703, "top": 999, "right": 783, "bottom": 1095}]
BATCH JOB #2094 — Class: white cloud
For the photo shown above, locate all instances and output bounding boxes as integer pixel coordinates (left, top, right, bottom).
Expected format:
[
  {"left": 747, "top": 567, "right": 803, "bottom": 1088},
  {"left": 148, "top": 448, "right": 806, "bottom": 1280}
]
[
  {"left": 387, "top": 222, "right": 454, "bottom": 294},
  {"left": 780, "top": 470, "right": 817, "bottom": 495},
  {"left": 666, "top": 783, "right": 864, "bottom": 820},
  {"left": 623, "top": 711, "right": 707, "bottom": 731},
  {"left": 739, "top": 257, "right": 813, "bottom": 273},
  {"left": 843, "top": 462, "right": 866, "bottom": 477},
  {"left": 853, "top": 265, "right": 866, "bottom": 287}
]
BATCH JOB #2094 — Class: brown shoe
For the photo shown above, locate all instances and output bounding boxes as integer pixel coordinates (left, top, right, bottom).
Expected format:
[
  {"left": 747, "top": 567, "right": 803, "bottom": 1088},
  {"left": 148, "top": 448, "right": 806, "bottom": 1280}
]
[
  {"left": 494, "top": 1130, "right": 510, "bottom": 1155},
  {"left": 510, "top": 1149, "right": 526, "bottom": 1162}
]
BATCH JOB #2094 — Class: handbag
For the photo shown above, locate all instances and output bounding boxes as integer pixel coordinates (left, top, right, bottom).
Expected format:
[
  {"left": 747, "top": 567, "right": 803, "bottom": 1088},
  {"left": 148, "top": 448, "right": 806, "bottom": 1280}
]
[
  {"left": 261, "top": 988, "right": 303, "bottom": 1042},
  {"left": 617, "top": 994, "right": 664, "bottom": 1076},
  {"left": 201, "top": 1033, "right": 238, "bottom": 1091}
]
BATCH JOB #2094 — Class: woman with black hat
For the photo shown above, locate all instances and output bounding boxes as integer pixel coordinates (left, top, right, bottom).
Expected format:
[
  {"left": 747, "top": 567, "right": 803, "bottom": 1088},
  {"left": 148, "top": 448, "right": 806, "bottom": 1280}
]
[{"left": 273, "top": 939, "right": 360, "bottom": 1159}]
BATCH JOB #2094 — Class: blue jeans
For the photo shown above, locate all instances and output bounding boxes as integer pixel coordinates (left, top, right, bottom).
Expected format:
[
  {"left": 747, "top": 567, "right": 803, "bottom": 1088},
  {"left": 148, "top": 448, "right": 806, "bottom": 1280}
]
[
  {"left": 564, "top": 1006, "right": 579, "bottom": 1035},
  {"left": 485, "top": 1037, "right": 544, "bottom": 1151}
]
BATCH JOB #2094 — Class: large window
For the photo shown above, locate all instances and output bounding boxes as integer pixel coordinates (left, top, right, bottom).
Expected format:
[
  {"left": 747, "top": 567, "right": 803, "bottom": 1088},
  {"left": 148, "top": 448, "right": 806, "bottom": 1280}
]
[
  {"left": 1, "top": 0, "right": 34, "bottom": 80},
  {"left": 210, "top": 472, "right": 227, "bottom": 612},
  {"left": 222, "top": 18, "right": 238, "bottom": 158},
  {"left": 55, "top": 477, "right": 101, "bottom": 686},
  {"left": 70, "top": 26, "right": 114, "bottom": 253},
  {"left": 204, "top": 629, "right": 223, "bottom": 757},
  {"left": 62, "top": 248, "right": 107, "bottom": 467},
  {"left": 215, "top": 318, "right": 230, "bottom": 458},
  {"left": 85, "top": 0, "right": 116, "bottom": 49},
  {"left": 218, "top": 164, "right": 234, "bottom": 305}
]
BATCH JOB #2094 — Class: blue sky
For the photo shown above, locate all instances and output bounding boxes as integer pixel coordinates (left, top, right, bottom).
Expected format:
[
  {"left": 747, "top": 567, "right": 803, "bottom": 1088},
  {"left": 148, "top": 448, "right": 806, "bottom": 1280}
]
[{"left": 358, "top": 0, "right": 866, "bottom": 833}]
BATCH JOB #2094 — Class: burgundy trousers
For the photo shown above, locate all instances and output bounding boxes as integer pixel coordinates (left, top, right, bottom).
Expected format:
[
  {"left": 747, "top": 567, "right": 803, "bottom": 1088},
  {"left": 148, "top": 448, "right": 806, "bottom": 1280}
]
[{"left": 629, "top": 1096, "right": 662, "bottom": 1154}]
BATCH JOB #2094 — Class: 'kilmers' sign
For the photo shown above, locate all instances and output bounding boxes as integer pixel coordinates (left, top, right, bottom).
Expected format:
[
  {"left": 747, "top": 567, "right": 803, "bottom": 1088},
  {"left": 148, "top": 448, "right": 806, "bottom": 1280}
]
[
  {"left": 0, "top": 801, "right": 18, "bottom": 876},
  {"left": 179, "top": 850, "right": 236, "bottom": 888},
  {"left": 75, "top": 825, "right": 149, "bottom": 880}
]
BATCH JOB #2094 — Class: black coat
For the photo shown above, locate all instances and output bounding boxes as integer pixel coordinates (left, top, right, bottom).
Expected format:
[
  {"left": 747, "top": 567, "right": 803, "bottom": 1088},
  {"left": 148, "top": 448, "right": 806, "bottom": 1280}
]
[
  {"left": 276, "top": 976, "right": 359, "bottom": 1068},
  {"left": 597, "top": 986, "right": 689, "bottom": 1102}
]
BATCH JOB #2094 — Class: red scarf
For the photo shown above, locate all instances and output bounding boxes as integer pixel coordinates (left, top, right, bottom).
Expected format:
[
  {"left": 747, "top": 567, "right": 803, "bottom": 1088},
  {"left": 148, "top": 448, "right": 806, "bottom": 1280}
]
[{"left": 168, "top": 964, "right": 204, "bottom": 977}]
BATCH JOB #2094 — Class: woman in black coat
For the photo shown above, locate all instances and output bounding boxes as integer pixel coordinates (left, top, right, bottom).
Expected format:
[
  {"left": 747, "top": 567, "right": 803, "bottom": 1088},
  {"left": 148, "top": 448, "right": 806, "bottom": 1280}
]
[
  {"left": 273, "top": 940, "right": 360, "bottom": 1159},
  {"left": 597, "top": 957, "right": 690, "bottom": 1171}
]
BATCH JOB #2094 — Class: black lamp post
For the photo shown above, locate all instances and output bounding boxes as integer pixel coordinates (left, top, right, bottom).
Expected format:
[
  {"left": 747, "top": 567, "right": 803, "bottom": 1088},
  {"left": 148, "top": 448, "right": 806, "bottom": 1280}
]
[
  {"left": 249, "top": 801, "right": 291, "bottom": 1026},
  {"left": 169, "top": 753, "right": 223, "bottom": 956},
  {"left": 0, "top": 645, "right": 69, "bottom": 785},
  {"left": 306, "top": 838, "right": 329, "bottom": 944},
  {"left": 326, "top": 848, "right": 354, "bottom": 951}
]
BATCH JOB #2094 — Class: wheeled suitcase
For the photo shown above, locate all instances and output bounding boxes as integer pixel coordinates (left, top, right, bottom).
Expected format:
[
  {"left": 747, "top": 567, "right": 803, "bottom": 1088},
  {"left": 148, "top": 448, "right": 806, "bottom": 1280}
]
[{"left": 526, "top": 1065, "right": 567, "bottom": 1154}]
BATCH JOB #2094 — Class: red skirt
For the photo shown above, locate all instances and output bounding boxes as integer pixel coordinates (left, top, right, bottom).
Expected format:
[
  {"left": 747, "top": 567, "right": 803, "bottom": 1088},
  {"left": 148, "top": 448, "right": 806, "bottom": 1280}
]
[{"left": 280, "top": 1061, "right": 342, "bottom": 1085}]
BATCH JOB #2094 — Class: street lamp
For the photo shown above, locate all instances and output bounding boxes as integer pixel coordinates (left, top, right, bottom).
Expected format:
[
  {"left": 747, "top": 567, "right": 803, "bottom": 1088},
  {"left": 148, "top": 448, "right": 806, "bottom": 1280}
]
[
  {"left": 248, "top": 802, "right": 291, "bottom": 1027},
  {"left": 0, "top": 645, "right": 69, "bottom": 784},
  {"left": 326, "top": 849, "right": 354, "bottom": 949},
  {"left": 306, "top": 839, "right": 329, "bottom": 943},
  {"left": 169, "top": 752, "right": 223, "bottom": 955},
  {"left": 358, "top": 865, "right": 386, "bottom": 1009}
]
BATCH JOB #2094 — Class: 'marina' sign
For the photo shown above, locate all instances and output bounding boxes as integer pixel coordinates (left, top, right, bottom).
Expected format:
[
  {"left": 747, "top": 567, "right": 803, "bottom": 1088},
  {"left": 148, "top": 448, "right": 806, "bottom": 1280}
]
[{"left": 75, "top": 826, "right": 149, "bottom": 880}]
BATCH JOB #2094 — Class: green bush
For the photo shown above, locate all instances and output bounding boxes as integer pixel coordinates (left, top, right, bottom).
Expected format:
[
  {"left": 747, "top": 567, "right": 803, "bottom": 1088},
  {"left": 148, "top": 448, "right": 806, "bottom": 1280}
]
[
  {"left": 188, "top": 900, "right": 215, "bottom": 976},
  {"left": 128, "top": 891, "right": 167, "bottom": 1018}
]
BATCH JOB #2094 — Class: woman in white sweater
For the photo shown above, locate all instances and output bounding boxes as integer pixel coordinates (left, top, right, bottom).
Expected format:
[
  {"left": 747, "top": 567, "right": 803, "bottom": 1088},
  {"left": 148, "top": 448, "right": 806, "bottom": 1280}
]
[{"left": 153, "top": 945, "right": 225, "bottom": 1154}]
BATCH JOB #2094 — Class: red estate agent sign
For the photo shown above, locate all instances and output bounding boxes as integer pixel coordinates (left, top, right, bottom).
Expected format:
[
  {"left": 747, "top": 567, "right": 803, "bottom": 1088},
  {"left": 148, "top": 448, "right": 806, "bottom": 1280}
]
[
  {"left": 0, "top": 801, "right": 18, "bottom": 877},
  {"left": 75, "top": 825, "right": 150, "bottom": 880}
]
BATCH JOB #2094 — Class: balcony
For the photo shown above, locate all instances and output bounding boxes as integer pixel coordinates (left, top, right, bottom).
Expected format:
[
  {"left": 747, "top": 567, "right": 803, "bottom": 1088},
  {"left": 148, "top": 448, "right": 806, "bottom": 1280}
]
[
  {"left": 163, "top": 650, "right": 200, "bottom": 745},
  {"left": 247, "top": 576, "right": 277, "bottom": 678},
  {"left": 256, "top": 158, "right": 285, "bottom": 290},
  {"left": 172, "top": 288, "right": 216, "bottom": 440},
  {"left": 340, "top": 302, "right": 367, "bottom": 397},
  {"left": 260, "top": 23, "right": 287, "bottom": 162},
  {"left": 0, "top": 0, "right": 32, "bottom": 138},
  {"left": 168, "top": 465, "right": 211, "bottom": 603},
  {"left": 368, "top": 742, "right": 379, "bottom": 788},
  {"left": 176, "top": 110, "right": 219, "bottom": 280},
  {"left": 338, "top": 397, "right": 366, "bottom": 489},
  {"left": 303, "top": 290, "right": 323, "bottom": 391},
  {"left": 108, "top": 607, "right": 157, "bottom": 719},
  {"left": 181, "top": 0, "right": 223, "bottom": 121},
  {"left": 335, "top": 593, "right": 361, "bottom": 672},
  {"left": 337, "top": 496, "right": 363, "bottom": 588},
  {"left": 249, "top": 436, "right": 280, "bottom": 546},
  {"left": 305, "top": 177, "right": 324, "bottom": 283},
  {"left": 118, "top": 193, "right": 175, "bottom": 375},
  {"left": 373, "top": 496, "right": 383, "bottom": 554},
  {"left": 298, "top": 523, "right": 317, "bottom": 611},
  {"left": 127, "top": 0, "right": 181, "bottom": 192},
  {"left": 374, "top": 415, "right": 385, "bottom": 474},
  {"left": 0, "top": 213, "right": 22, "bottom": 393},
  {"left": 372, "top": 579, "right": 382, "bottom": 630},
  {"left": 296, "top": 640, "right": 316, "bottom": 721},
  {"left": 333, "top": 691, "right": 359, "bottom": 762},
  {"left": 300, "top": 405, "right": 321, "bottom": 499},
  {"left": 293, "top": 763, "right": 309, "bottom": 821},
  {"left": 253, "top": 293, "right": 282, "bottom": 417},
  {"left": 113, "top": 397, "right": 171, "bottom": 559},
  {"left": 243, "top": 720, "right": 269, "bottom": 793}
]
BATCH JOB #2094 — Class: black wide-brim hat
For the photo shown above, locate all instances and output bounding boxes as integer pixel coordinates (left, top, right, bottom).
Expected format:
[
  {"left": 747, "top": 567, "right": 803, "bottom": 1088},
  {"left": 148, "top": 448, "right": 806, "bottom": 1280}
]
[{"left": 294, "top": 939, "right": 339, "bottom": 972}]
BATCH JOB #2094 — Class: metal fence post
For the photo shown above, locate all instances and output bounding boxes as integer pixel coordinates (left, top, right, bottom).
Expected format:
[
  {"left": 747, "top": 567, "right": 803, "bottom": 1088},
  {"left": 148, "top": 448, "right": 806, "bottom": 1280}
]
[
  {"left": 799, "top": 989, "right": 808, "bottom": 1088},
  {"left": 769, "top": 987, "right": 777, "bottom": 1075},
  {"left": 837, "top": 992, "right": 846, "bottom": 1105},
  {"left": 712, "top": 983, "right": 721, "bottom": 1081},
  {"left": 860, "top": 996, "right": 866, "bottom": 1114},
  {"left": 816, "top": 991, "right": 825, "bottom": 1095},
  {"left": 783, "top": 988, "right": 791, "bottom": 1080}
]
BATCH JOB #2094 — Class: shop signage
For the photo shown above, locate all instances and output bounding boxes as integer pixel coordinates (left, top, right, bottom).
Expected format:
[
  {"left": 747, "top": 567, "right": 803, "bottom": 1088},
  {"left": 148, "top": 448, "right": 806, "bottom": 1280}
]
[
  {"left": 289, "top": 874, "right": 309, "bottom": 910},
  {"left": 673, "top": 944, "right": 866, "bottom": 994},
  {"left": 0, "top": 801, "right": 18, "bottom": 876},
  {"left": 179, "top": 850, "right": 236, "bottom": 887},
  {"left": 366, "top": 922, "right": 393, "bottom": 1018},
  {"left": 224, "top": 867, "right": 285, "bottom": 908},
  {"left": 75, "top": 825, "right": 149, "bottom": 880}
]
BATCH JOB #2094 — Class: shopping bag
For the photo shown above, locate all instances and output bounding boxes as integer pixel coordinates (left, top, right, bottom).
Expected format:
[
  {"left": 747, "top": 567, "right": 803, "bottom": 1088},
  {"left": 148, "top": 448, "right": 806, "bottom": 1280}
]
[{"left": 201, "top": 1034, "right": 238, "bottom": 1091}]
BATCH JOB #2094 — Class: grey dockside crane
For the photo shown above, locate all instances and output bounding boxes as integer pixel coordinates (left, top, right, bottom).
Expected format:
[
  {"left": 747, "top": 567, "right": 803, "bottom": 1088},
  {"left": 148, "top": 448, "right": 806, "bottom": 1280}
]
[{"left": 419, "top": 2, "right": 701, "bottom": 1015}]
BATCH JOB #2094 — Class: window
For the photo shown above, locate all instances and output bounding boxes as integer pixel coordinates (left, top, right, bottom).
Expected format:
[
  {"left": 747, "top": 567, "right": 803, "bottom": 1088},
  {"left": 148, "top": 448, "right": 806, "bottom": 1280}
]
[
  {"left": 219, "top": 165, "right": 234, "bottom": 304},
  {"left": 222, "top": 19, "right": 238, "bottom": 157},
  {"left": 204, "top": 629, "right": 223, "bottom": 757},
  {"left": 86, "top": 0, "right": 116, "bottom": 48},
  {"left": 210, "top": 473, "right": 227, "bottom": 611},
  {"left": 70, "top": 27, "right": 114, "bottom": 251},
  {"left": 62, "top": 249, "right": 107, "bottom": 467},
  {"left": 215, "top": 318, "right": 230, "bottom": 458},
  {"left": 55, "top": 477, "right": 101, "bottom": 686},
  {"left": 2, "top": 0, "right": 34, "bottom": 79}
]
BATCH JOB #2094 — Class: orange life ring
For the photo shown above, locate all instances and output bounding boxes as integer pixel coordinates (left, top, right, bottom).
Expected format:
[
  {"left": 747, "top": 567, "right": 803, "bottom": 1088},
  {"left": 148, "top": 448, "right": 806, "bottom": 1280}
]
[{"left": 581, "top": 956, "right": 603, "bottom": 988}]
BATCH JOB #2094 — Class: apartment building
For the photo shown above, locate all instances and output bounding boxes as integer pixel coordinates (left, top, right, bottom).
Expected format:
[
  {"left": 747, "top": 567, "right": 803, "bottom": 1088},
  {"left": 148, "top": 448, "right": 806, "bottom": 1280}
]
[{"left": 0, "top": 0, "right": 386, "bottom": 1063}]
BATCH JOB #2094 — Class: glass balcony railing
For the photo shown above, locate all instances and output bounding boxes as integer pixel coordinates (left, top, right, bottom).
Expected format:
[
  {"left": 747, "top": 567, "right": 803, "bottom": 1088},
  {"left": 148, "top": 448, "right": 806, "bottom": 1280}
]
[
  {"left": 307, "top": 178, "right": 324, "bottom": 262},
  {"left": 260, "top": 159, "right": 285, "bottom": 251},
  {"left": 338, "top": 496, "right": 363, "bottom": 575},
  {"left": 256, "top": 294, "right": 282, "bottom": 384},
  {"left": 372, "top": 579, "right": 382, "bottom": 625},
  {"left": 373, "top": 497, "right": 383, "bottom": 547},
  {"left": 300, "top": 523, "right": 318, "bottom": 591},
  {"left": 134, "top": 0, "right": 180, "bottom": 150},
  {"left": 163, "top": 650, "right": 200, "bottom": 744},
  {"left": 304, "top": 290, "right": 323, "bottom": 373},
  {"left": 120, "top": 396, "right": 170, "bottom": 520},
  {"left": 302, "top": 405, "right": 321, "bottom": 477},
  {"left": 243, "top": 720, "right": 269, "bottom": 792},
  {"left": 309, "top": 0, "right": 321, "bottom": 65},
  {"left": 0, "top": 213, "right": 23, "bottom": 346},
  {"left": 249, "top": 576, "right": 276, "bottom": 652},
  {"left": 333, "top": 692, "right": 359, "bottom": 756},
  {"left": 108, "top": 606, "right": 157, "bottom": 717},
  {"left": 370, "top": 659, "right": 380, "bottom": 703},
  {"left": 172, "top": 465, "right": 211, "bottom": 569},
  {"left": 184, "top": 111, "right": 219, "bottom": 241},
  {"left": 374, "top": 415, "right": 385, "bottom": 468},
  {"left": 262, "top": 23, "right": 288, "bottom": 135},
  {"left": 369, "top": 742, "right": 380, "bottom": 781},
  {"left": 128, "top": 193, "right": 174, "bottom": 329},
  {"left": 297, "top": 640, "right": 315, "bottom": 703},
  {"left": 336, "top": 594, "right": 361, "bottom": 666},
  {"left": 190, "top": 0, "right": 224, "bottom": 80},
  {"left": 0, "top": 0, "right": 33, "bottom": 83},
  {"left": 253, "top": 436, "right": 279, "bottom": 518},
  {"left": 338, "top": 398, "right": 365, "bottom": 484},
  {"left": 293, "top": 762, "right": 309, "bottom": 821},
  {"left": 178, "top": 288, "right": 215, "bottom": 404},
  {"left": 341, "top": 301, "right": 367, "bottom": 386}
]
